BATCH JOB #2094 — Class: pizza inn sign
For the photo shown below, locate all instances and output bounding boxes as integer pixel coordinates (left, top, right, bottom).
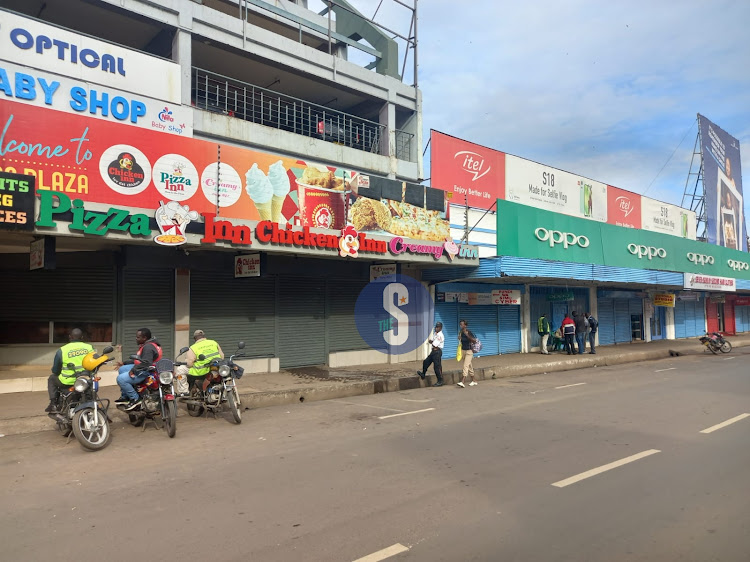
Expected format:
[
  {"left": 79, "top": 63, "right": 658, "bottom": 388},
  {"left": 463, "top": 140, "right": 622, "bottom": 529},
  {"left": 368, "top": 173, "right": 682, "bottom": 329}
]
[{"left": 34, "top": 194, "right": 478, "bottom": 262}]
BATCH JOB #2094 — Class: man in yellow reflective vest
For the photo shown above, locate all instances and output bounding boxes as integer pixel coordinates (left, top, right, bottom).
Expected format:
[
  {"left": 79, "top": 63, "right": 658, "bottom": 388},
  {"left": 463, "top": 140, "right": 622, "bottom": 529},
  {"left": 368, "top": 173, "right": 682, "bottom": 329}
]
[
  {"left": 46, "top": 328, "right": 94, "bottom": 413},
  {"left": 186, "top": 329, "right": 224, "bottom": 392}
]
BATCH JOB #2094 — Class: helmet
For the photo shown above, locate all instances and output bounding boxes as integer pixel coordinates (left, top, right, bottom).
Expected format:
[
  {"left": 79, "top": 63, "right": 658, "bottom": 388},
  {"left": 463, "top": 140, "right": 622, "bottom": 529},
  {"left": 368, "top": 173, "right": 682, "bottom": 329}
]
[{"left": 82, "top": 352, "right": 108, "bottom": 371}]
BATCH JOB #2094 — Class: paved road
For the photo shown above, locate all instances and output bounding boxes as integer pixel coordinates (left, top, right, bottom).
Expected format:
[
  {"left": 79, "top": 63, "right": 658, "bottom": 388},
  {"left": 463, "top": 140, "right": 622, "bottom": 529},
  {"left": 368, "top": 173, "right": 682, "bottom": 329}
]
[{"left": 1, "top": 351, "right": 748, "bottom": 561}]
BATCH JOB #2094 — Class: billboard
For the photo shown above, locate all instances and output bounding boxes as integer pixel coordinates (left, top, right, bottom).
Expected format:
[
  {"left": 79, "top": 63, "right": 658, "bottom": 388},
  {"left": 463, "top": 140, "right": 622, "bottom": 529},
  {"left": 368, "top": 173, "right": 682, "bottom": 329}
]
[{"left": 698, "top": 114, "right": 746, "bottom": 251}]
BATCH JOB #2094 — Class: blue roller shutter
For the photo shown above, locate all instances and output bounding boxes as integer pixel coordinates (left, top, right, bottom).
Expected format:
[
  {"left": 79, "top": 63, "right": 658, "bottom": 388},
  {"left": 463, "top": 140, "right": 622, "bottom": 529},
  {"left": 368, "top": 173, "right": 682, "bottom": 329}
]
[
  {"left": 458, "top": 304, "right": 500, "bottom": 357},
  {"left": 499, "top": 305, "right": 521, "bottom": 353},
  {"left": 736, "top": 306, "right": 749, "bottom": 333},
  {"left": 598, "top": 298, "right": 615, "bottom": 346},
  {"left": 675, "top": 300, "right": 687, "bottom": 339},
  {"left": 436, "top": 302, "right": 458, "bottom": 360},
  {"left": 614, "top": 299, "right": 631, "bottom": 343}
]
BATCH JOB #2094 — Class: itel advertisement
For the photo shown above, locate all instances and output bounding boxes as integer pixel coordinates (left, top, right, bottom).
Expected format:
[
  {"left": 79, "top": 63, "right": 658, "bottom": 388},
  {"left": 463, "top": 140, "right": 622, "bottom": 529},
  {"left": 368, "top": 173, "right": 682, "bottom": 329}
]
[
  {"left": 0, "top": 101, "right": 450, "bottom": 244},
  {"left": 697, "top": 114, "right": 746, "bottom": 251}
]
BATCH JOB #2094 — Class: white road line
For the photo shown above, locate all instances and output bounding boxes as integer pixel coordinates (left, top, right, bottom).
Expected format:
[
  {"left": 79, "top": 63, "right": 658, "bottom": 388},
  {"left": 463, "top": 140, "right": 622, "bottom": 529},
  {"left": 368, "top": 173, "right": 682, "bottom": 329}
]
[
  {"left": 555, "top": 382, "right": 587, "bottom": 389},
  {"left": 699, "top": 413, "right": 750, "bottom": 434},
  {"left": 332, "top": 400, "right": 404, "bottom": 413},
  {"left": 353, "top": 543, "right": 410, "bottom": 562},
  {"left": 402, "top": 398, "right": 433, "bottom": 403},
  {"left": 723, "top": 356, "right": 736, "bottom": 361},
  {"left": 654, "top": 367, "right": 676, "bottom": 372},
  {"left": 551, "top": 449, "right": 661, "bottom": 488},
  {"left": 378, "top": 408, "right": 435, "bottom": 420}
]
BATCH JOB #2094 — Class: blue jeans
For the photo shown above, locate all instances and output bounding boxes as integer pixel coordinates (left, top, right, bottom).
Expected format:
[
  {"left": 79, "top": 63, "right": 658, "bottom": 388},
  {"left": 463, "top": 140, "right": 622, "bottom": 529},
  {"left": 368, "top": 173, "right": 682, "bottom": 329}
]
[
  {"left": 588, "top": 332, "right": 596, "bottom": 353},
  {"left": 576, "top": 333, "right": 586, "bottom": 355},
  {"left": 116, "top": 364, "right": 149, "bottom": 401}
]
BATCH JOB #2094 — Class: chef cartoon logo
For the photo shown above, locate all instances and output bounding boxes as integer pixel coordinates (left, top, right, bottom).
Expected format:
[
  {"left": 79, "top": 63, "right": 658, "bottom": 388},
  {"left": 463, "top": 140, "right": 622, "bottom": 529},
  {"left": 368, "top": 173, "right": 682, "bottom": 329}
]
[
  {"left": 153, "top": 201, "right": 199, "bottom": 246},
  {"left": 339, "top": 225, "right": 360, "bottom": 258}
]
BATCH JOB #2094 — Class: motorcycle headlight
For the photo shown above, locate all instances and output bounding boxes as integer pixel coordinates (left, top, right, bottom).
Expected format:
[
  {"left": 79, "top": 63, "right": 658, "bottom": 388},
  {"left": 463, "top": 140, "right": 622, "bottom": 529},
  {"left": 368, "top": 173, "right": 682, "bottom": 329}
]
[
  {"left": 159, "top": 371, "right": 174, "bottom": 385},
  {"left": 74, "top": 377, "right": 89, "bottom": 393},
  {"left": 219, "top": 365, "right": 231, "bottom": 378}
]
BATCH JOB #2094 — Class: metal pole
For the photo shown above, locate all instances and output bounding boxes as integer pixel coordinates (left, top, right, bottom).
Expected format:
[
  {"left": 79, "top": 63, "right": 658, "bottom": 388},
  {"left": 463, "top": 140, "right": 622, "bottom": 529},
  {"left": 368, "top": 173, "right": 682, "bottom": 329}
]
[
  {"left": 413, "top": 0, "right": 418, "bottom": 89},
  {"left": 327, "top": 1, "right": 332, "bottom": 55}
]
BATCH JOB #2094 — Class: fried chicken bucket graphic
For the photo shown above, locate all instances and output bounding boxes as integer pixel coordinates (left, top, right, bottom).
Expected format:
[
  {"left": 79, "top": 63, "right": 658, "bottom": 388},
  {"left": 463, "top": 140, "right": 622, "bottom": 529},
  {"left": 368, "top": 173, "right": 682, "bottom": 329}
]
[
  {"left": 154, "top": 201, "right": 199, "bottom": 246},
  {"left": 296, "top": 166, "right": 348, "bottom": 230}
]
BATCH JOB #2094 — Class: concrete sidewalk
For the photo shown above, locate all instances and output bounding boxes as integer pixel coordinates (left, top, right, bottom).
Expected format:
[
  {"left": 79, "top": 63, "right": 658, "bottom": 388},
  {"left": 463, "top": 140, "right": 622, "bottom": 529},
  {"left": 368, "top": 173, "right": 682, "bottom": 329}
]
[{"left": 1, "top": 335, "right": 747, "bottom": 436}]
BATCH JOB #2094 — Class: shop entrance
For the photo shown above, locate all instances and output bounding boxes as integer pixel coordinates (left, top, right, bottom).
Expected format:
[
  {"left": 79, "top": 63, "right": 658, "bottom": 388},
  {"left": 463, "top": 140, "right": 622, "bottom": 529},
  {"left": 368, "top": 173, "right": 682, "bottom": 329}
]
[{"left": 649, "top": 307, "right": 665, "bottom": 340}]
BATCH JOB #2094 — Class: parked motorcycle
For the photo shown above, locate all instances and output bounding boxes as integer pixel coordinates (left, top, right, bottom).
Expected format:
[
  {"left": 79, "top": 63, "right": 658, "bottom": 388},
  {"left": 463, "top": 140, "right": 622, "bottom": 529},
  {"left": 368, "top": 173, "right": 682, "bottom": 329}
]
[
  {"left": 118, "top": 347, "right": 188, "bottom": 438},
  {"left": 48, "top": 346, "right": 114, "bottom": 451},
  {"left": 183, "top": 342, "right": 245, "bottom": 424},
  {"left": 699, "top": 332, "right": 732, "bottom": 354}
]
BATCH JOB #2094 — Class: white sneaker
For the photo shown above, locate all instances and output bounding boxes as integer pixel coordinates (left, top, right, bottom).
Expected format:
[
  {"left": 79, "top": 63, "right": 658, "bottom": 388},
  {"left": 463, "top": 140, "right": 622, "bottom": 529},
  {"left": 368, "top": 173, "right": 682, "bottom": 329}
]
[
  {"left": 456, "top": 382, "right": 465, "bottom": 388},
  {"left": 469, "top": 381, "right": 478, "bottom": 386}
]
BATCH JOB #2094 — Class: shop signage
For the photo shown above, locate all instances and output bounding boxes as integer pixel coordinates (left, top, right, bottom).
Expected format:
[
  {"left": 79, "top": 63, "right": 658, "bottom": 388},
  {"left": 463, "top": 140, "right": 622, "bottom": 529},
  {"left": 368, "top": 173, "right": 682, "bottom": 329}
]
[
  {"left": 677, "top": 291, "right": 699, "bottom": 301},
  {"left": 0, "top": 170, "right": 34, "bottom": 230},
  {"left": 709, "top": 294, "right": 726, "bottom": 303},
  {"left": 683, "top": 272, "right": 736, "bottom": 292},
  {"left": 0, "top": 11, "right": 181, "bottom": 103},
  {"left": 234, "top": 254, "right": 260, "bottom": 278},
  {"left": 468, "top": 293, "right": 492, "bottom": 305},
  {"left": 458, "top": 292, "right": 469, "bottom": 303},
  {"left": 497, "top": 199, "right": 750, "bottom": 280},
  {"left": 154, "top": 201, "right": 198, "bottom": 246},
  {"left": 491, "top": 289, "right": 521, "bottom": 305},
  {"left": 644, "top": 299, "right": 654, "bottom": 316},
  {"left": 370, "top": 263, "right": 397, "bottom": 281},
  {"left": 436, "top": 292, "right": 446, "bottom": 303},
  {"left": 29, "top": 236, "right": 55, "bottom": 270},
  {"left": 546, "top": 291, "right": 574, "bottom": 302},
  {"left": 253, "top": 221, "right": 385, "bottom": 257},
  {"left": 444, "top": 292, "right": 459, "bottom": 302},
  {"left": 36, "top": 191, "right": 151, "bottom": 236},
  {"left": 734, "top": 296, "right": 750, "bottom": 306},
  {"left": 201, "top": 213, "right": 253, "bottom": 246},
  {"left": 652, "top": 293, "right": 676, "bottom": 307}
]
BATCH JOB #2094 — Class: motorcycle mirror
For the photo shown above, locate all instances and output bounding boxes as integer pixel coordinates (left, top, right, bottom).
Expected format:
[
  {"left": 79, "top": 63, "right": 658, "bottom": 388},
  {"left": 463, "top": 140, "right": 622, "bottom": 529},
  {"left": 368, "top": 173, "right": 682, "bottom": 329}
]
[
  {"left": 238, "top": 341, "right": 246, "bottom": 349},
  {"left": 102, "top": 346, "right": 114, "bottom": 354},
  {"left": 179, "top": 346, "right": 190, "bottom": 355}
]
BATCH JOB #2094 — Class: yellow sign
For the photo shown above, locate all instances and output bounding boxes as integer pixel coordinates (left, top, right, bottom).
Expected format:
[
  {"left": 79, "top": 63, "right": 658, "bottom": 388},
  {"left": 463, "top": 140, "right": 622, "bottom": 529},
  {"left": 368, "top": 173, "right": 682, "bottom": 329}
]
[{"left": 653, "top": 293, "right": 676, "bottom": 307}]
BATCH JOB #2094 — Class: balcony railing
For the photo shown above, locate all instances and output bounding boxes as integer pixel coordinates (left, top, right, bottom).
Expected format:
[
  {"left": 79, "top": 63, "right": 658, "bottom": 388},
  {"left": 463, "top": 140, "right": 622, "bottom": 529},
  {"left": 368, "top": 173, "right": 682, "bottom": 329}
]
[{"left": 193, "top": 67, "right": 389, "bottom": 156}]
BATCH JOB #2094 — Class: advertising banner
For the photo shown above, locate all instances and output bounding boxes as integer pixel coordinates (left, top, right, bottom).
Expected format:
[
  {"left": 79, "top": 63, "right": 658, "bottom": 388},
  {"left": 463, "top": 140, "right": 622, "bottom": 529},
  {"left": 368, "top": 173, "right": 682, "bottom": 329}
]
[
  {"left": 496, "top": 198, "right": 750, "bottom": 280},
  {"left": 652, "top": 293, "right": 676, "bottom": 307},
  {"left": 430, "top": 130, "right": 505, "bottom": 209},
  {"left": 0, "top": 10, "right": 181, "bottom": 104},
  {"left": 491, "top": 289, "right": 521, "bottom": 305},
  {"left": 505, "top": 154, "right": 608, "bottom": 222},
  {"left": 607, "top": 185, "right": 641, "bottom": 229},
  {"left": 683, "top": 273, "right": 736, "bottom": 293},
  {"left": 468, "top": 293, "right": 493, "bottom": 305},
  {"left": 0, "top": 60, "right": 192, "bottom": 136},
  {"left": 640, "top": 196, "right": 696, "bottom": 240},
  {"left": 0, "top": 170, "right": 34, "bottom": 230},
  {"left": 697, "top": 114, "right": 746, "bottom": 251},
  {"left": 370, "top": 263, "right": 397, "bottom": 281},
  {"left": 1, "top": 101, "right": 452, "bottom": 244}
]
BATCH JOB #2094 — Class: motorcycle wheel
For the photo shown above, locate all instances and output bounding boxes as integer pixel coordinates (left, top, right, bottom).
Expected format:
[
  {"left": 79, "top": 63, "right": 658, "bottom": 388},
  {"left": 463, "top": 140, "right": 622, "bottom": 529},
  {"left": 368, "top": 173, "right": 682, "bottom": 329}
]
[
  {"left": 709, "top": 343, "right": 719, "bottom": 354},
  {"left": 128, "top": 414, "right": 144, "bottom": 427},
  {"left": 720, "top": 341, "right": 732, "bottom": 353},
  {"left": 72, "top": 408, "right": 111, "bottom": 451},
  {"left": 186, "top": 388, "right": 205, "bottom": 417},
  {"left": 228, "top": 391, "right": 242, "bottom": 424},
  {"left": 164, "top": 400, "right": 177, "bottom": 438}
]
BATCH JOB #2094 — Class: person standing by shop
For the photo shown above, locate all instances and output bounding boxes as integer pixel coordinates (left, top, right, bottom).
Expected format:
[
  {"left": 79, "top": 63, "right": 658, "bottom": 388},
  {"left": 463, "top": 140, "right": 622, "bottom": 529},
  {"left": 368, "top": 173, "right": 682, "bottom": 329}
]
[
  {"left": 537, "top": 313, "right": 551, "bottom": 354},
  {"left": 585, "top": 312, "right": 598, "bottom": 354},
  {"left": 417, "top": 322, "right": 444, "bottom": 386},
  {"left": 561, "top": 313, "right": 576, "bottom": 355},
  {"left": 457, "top": 319, "right": 478, "bottom": 388},
  {"left": 574, "top": 311, "right": 587, "bottom": 355},
  {"left": 45, "top": 328, "right": 94, "bottom": 413}
]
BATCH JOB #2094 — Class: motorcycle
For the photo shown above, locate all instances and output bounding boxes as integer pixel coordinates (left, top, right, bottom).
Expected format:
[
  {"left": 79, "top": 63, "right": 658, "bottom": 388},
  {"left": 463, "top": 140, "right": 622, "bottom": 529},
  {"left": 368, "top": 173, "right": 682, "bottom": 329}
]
[
  {"left": 699, "top": 332, "right": 732, "bottom": 354},
  {"left": 183, "top": 342, "right": 245, "bottom": 424},
  {"left": 117, "top": 347, "right": 188, "bottom": 438},
  {"left": 49, "top": 346, "right": 114, "bottom": 451}
]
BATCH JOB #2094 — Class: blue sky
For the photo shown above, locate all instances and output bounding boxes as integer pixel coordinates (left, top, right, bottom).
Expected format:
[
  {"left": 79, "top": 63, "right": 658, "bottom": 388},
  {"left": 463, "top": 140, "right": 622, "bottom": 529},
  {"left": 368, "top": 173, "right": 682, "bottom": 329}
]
[{"left": 314, "top": 1, "right": 750, "bottom": 217}]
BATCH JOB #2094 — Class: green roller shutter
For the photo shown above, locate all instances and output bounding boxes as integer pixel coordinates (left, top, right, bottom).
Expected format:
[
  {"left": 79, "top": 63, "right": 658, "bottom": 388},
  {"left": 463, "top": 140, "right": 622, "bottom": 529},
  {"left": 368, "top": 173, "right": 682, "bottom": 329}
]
[
  {"left": 278, "top": 276, "right": 326, "bottom": 367},
  {"left": 190, "top": 270, "right": 276, "bottom": 358},
  {"left": 122, "top": 268, "right": 174, "bottom": 359},
  {"left": 327, "top": 277, "right": 369, "bottom": 352}
]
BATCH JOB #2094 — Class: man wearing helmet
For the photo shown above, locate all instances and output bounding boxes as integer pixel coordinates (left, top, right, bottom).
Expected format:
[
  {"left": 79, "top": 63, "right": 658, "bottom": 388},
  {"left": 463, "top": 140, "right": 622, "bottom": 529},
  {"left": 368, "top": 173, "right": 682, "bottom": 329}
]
[{"left": 45, "top": 328, "right": 94, "bottom": 413}]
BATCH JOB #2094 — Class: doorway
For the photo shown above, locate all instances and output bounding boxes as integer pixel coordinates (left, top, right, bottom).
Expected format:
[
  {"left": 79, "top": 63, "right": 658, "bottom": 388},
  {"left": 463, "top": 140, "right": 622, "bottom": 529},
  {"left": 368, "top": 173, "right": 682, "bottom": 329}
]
[{"left": 650, "top": 307, "right": 665, "bottom": 340}]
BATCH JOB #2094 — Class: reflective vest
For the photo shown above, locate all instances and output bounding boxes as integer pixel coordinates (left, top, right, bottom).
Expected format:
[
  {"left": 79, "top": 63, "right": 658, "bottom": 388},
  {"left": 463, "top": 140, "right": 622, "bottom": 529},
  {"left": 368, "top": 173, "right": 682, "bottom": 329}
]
[
  {"left": 59, "top": 341, "right": 95, "bottom": 385},
  {"left": 189, "top": 338, "right": 221, "bottom": 376},
  {"left": 537, "top": 316, "right": 550, "bottom": 334},
  {"left": 135, "top": 341, "right": 163, "bottom": 367}
]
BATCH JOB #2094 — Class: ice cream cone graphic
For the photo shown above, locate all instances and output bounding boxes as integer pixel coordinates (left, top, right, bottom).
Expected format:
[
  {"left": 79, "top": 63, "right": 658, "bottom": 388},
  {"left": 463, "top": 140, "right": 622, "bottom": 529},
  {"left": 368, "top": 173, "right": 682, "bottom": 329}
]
[
  {"left": 245, "top": 163, "right": 273, "bottom": 221},
  {"left": 256, "top": 200, "right": 273, "bottom": 221},
  {"left": 271, "top": 195, "right": 285, "bottom": 223},
  {"left": 268, "top": 160, "right": 291, "bottom": 224}
]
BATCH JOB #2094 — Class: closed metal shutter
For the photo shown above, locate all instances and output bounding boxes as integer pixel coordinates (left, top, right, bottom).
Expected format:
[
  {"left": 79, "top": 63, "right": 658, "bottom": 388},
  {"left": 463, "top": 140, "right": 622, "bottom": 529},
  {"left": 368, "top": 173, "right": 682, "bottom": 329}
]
[
  {"left": 327, "top": 278, "right": 369, "bottom": 352},
  {"left": 278, "top": 276, "right": 326, "bottom": 367},
  {"left": 190, "top": 271, "right": 275, "bottom": 358},
  {"left": 736, "top": 306, "right": 749, "bottom": 333},
  {"left": 498, "top": 305, "right": 521, "bottom": 353},
  {"left": 436, "top": 302, "right": 458, "bottom": 359},
  {"left": 675, "top": 301, "right": 687, "bottom": 339},
  {"left": 458, "top": 304, "right": 499, "bottom": 356},
  {"left": 598, "top": 298, "right": 615, "bottom": 346},
  {"left": 614, "top": 299, "right": 631, "bottom": 343},
  {"left": 122, "top": 268, "right": 174, "bottom": 359}
]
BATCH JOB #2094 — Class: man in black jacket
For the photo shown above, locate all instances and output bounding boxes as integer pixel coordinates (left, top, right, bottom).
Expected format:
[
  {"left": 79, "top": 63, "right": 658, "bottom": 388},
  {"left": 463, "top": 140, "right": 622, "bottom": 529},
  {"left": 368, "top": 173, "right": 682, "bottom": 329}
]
[
  {"left": 585, "top": 312, "right": 598, "bottom": 354},
  {"left": 573, "top": 311, "right": 587, "bottom": 355},
  {"left": 115, "top": 328, "right": 163, "bottom": 410}
]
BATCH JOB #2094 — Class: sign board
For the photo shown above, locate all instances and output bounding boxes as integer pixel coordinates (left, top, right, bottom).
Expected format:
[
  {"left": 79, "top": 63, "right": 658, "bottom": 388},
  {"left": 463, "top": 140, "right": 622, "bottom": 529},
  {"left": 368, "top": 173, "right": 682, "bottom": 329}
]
[
  {"left": 234, "top": 254, "right": 260, "bottom": 278},
  {"left": 29, "top": 235, "right": 55, "bottom": 270},
  {"left": 733, "top": 296, "right": 750, "bottom": 306},
  {"left": 491, "top": 289, "right": 521, "bottom": 305},
  {"left": 652, "top": 293, "right": 676, "bottom": 307},
  {"left": 370, "top": 263, "right": 397, "bottom": 281},
  {"left": 546, "top": 291, "right": 574, "bottom": 302},
  {"left": 468, "top": 292, "right": 492, "bottom": 305},
  {"left": 683, "top": 272, "right": 736, "bottom": 292},
  {"left": 0, "top": 171, "right": 35, "bottom": 231},
  {"left": 677, "top": 291, "right": 700, "bottom": 301},
  {"left": 709, "top": 294, "right": 726, "bottom": 303},
  {"left": 458, "top": 292, "right": 469, "bottom": 304}
]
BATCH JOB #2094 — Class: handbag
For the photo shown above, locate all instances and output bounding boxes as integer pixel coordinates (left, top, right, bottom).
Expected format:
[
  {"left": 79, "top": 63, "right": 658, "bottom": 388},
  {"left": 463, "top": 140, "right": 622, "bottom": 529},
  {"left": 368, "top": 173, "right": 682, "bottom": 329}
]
[
  {"left": 471, "top": 337, "right": 482, "bottom": 353},
  {"left": 456, "top": 346, "right": 463, "bottom": 361}
]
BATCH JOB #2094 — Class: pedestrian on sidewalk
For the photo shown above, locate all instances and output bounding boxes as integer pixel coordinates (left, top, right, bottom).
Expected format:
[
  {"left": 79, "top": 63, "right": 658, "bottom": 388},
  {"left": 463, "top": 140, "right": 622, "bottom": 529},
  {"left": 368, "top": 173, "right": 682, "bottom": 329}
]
[
  {"left": 457, "top": 319, "right": 478, "bottom": 388},
  {"left": 574, "top": 311, "right": 587, "bottom": 355},
  {"left": 561, "top": 313, "right": 576, "bottom": 355},
  {"left": 417, "top": 322, "right": 444, "bottom": 386},
  {"left": 585, "top": 312, "right": 598, "bottom": 354},
  {"left": 537, "top": 313, "right": 551, "bottom": 354},
  {"left": 46, "top": 328, "right": 94, "bottom": 413}
]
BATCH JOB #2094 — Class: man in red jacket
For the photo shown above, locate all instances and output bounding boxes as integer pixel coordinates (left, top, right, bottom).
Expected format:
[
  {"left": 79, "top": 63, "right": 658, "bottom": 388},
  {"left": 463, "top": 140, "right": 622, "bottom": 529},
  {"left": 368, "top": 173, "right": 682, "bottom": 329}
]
[{"left": 561, "top": 313, "right": 576, "bottom": 355}]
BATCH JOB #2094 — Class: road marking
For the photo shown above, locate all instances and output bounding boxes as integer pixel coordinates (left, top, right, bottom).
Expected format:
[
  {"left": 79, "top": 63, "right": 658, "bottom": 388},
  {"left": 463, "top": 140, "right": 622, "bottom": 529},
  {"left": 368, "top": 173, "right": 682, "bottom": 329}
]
[
  {"left": 378, "top": 408, "right": 435, "bottom": 420},
  {"left": 333, "top": 400, "right": 404, "bottom": 413},
  {"left": 353, "top": 543, "right": 409, "bottom": 562},
  {"left": 555, "top": 382, "right": 587, "bottom": 389},
  {"left": 402, "top": 398, "right": 433, "bottom": 403},
  {"left": 551, "top": 449, "right": 661, "bottom": 488},
  {"left": 699, "top": 413, "right": 750, "bottom": 434},
  {"left": 723, "top": 356, "right": 736, "bottom": 361},
  {"left": 654, "top": 368, "right": 676, "bottom": 372}
]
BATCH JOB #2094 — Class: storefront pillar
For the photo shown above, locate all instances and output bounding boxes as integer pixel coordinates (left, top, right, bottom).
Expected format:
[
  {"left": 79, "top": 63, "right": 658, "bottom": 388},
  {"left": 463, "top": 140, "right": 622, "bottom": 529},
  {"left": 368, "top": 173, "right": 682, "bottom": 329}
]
[
  {"left": 175, "top": 268, "right": 190, "bottom": 354},
  {"left": 588, "top": 287, "right": 598, "bottom": 348},
  {"left": 171, "top": 28, "right": 193, "bottom": 107},
  {"left": 521, "top": 285, "right": 531, "bottom": 353},
  {"left": 665, "top": 307, "right": 676, "bottom": 339}
]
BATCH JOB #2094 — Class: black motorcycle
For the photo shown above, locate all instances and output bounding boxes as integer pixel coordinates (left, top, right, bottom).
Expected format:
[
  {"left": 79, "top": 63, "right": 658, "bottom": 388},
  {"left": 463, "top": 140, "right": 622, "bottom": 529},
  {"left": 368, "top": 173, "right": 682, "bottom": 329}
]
[
  {"left": 183, "top": 342, "right": 245, "bottom": 424},
  {"left": 49, "top": 346, "right": 114, "bottom": 451},
  {"left": 699, "top": 332, "right": 732, "bottom": 354}
]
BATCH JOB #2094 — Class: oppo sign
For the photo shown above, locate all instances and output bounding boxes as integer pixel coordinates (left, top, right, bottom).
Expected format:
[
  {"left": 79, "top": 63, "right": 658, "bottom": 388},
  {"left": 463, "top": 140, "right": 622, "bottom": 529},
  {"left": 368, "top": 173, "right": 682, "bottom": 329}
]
[
  {"left": 687, "top": 252, "right": 714, "bottom": 266},
  {"left": 534, "top": 228, "right": 589, "bottom": 249},
  {"left": 727, "top": 259, "right": 749, "bottom": 271},
  {"left": 627, "top": 244, "right": 666, "bottom": 260}
]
